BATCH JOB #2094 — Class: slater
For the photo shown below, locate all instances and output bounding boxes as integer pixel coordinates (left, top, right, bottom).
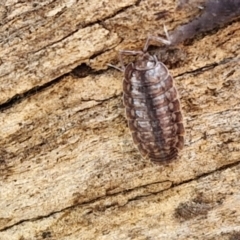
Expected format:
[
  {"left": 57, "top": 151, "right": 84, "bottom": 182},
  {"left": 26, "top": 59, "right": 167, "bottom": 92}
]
[{"left": 111, "top": 34, "right": 184, "bottom": 163}]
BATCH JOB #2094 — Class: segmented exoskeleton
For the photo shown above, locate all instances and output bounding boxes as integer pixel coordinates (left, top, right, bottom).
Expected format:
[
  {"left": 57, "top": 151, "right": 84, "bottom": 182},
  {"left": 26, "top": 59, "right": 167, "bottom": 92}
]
[{"left": 110, "top": 33, "right": 184, "bottom": 163}]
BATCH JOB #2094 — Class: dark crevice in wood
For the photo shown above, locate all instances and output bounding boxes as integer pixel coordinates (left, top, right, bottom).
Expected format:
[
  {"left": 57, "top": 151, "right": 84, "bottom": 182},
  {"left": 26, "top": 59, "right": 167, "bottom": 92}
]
[
  {"left": 1, "top": 160, "right": 240, "bottom": 232},
  {"left": 0, "top": 64, "right": 111, "bottom": 112},
  {"left": 70, "top": 63, "right": 92, "bottom": 78},
  {"left": 0, "top": 76, "right": 63, "bottom": 112},
  {"left": 3, "top": 2, "right": 136, "bottom": 56},
  {"left": 175, "top": 56, "right": 239, "bottom": 79}
]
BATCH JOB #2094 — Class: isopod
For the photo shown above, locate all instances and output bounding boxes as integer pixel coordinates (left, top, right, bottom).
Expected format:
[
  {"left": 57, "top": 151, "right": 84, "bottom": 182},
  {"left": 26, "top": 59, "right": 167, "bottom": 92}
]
[{"left": 110, "top": 32, "right": 184, "bottom": 163}]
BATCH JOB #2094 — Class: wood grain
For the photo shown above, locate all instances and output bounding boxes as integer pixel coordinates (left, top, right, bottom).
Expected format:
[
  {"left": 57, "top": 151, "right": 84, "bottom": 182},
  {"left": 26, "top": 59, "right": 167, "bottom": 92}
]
[{"left": 1, "top": 0, "right": 240, "bottom": 239}]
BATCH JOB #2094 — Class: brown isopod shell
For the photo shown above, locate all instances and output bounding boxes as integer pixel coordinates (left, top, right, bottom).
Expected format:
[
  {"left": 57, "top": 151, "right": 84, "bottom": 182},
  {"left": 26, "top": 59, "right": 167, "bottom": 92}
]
[{"left": 111, "top": 35, "right": 184, "bottom": 163}]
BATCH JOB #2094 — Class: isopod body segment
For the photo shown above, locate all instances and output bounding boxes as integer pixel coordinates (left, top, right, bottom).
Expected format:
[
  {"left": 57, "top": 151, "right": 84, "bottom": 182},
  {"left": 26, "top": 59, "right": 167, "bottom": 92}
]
[{"left": 116, "top": 35, "right": 185, "bottom": 163}]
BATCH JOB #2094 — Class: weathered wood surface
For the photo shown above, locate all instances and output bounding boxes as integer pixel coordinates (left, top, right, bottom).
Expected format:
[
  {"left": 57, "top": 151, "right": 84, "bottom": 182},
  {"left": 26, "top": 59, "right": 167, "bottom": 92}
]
[{"left": 1, "top": 0, "right": 240, "bottom": 239}]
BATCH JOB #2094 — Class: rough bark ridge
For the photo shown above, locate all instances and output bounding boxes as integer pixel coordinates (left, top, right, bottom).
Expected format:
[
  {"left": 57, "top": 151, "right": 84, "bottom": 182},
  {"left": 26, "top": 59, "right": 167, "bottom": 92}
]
[{"left": 0, "top": 0, "right": 240, "bottom": 239}]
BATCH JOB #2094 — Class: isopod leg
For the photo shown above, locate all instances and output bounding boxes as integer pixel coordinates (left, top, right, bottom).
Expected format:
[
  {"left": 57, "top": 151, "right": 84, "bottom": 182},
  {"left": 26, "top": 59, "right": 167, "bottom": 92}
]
[
  {"left": 119, "top": 50, "right": 143, "bottom": 68},
  {"left": 108, "top": 50, "right": 143, "bottom": 72},
  {"left": 107, "top": 63, "right": 124, "bottom": 72},
  {"left": 143, "top": 25, "right": 171, "bottom": 52},
  {"left": 163, "top": 25, "right": 170, "bottom": 42}
]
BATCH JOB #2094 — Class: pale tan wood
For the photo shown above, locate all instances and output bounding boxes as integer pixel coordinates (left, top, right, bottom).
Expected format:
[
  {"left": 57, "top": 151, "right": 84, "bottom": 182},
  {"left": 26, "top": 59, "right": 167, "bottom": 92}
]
[{"left": 1, "top": 0, "right": 240, "bottom": 239}]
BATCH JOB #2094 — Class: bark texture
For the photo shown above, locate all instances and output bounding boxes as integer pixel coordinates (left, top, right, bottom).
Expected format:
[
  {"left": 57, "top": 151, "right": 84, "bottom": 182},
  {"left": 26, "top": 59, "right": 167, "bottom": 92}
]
[{"left": 1, "top": 0, "right": 240, "bottom": 239}]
